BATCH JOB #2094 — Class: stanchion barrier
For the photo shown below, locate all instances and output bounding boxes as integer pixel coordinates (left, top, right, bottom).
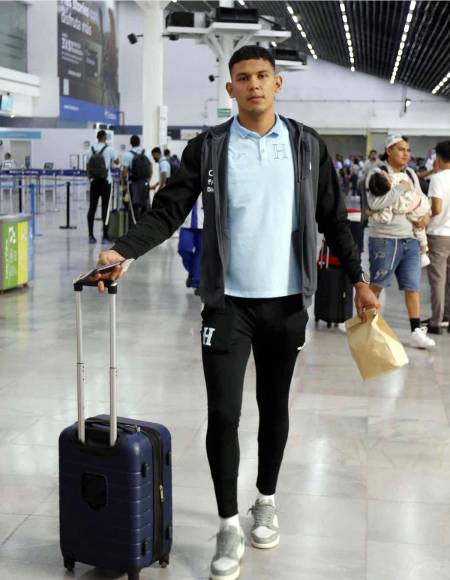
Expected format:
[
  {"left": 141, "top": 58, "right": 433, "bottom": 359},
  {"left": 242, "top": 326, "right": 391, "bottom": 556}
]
[
  {"left": 29, "top": 183, "right": 42, "bottom": 237},
  {"left": 59, "top": 182, "right": 77, "bottom": 230},
  {"left": 18, "top": 176, "right": 23, "bottom": 213}
]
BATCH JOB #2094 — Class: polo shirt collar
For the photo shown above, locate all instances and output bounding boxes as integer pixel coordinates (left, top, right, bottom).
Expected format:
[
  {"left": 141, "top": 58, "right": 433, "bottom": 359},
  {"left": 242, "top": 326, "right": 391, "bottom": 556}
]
[{"left": 232, "top": 114, "right": 282, "bottom": 139}]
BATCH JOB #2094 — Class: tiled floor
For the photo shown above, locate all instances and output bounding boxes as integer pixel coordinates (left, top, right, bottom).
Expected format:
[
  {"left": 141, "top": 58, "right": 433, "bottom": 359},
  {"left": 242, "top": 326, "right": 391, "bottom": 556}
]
[{"left": 0, "top": 209, "right": 449, "bottom": 580}]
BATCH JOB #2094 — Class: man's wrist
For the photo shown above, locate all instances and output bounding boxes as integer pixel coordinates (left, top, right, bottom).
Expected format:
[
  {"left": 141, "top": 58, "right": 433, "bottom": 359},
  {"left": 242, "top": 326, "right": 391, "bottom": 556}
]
[{"left": 354, "top": 271, "right": 370, "bottom": 286}]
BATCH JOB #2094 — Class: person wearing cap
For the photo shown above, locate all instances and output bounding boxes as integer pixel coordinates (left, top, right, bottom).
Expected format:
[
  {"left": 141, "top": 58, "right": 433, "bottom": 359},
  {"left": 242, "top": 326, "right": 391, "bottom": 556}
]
[{"left": 366, "top": 135, "right": 435, "bottom": 349}]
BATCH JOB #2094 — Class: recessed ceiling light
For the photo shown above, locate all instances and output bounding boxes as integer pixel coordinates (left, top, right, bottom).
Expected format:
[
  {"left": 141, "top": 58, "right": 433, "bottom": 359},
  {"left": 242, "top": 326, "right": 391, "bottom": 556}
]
[{"left": 287, "top": 5, "right": 294, "bottom": 15}]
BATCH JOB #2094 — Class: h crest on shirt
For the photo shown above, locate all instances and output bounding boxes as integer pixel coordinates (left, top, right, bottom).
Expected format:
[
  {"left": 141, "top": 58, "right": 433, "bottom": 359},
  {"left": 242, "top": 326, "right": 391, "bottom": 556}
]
[{"left": 272, "top": 143, "right": 288, "bottom": 160}]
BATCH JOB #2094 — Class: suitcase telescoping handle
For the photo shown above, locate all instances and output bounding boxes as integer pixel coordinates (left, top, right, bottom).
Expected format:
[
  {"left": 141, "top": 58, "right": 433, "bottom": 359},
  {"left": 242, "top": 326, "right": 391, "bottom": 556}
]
[{"left": 73, "top": 277, "right": 118, "bottom": 447}]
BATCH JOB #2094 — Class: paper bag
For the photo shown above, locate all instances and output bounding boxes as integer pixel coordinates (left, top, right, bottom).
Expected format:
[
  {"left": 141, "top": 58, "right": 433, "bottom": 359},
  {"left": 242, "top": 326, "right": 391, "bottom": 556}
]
[{"left": 345, "top": 309, "right": 409, "bottom": 380}]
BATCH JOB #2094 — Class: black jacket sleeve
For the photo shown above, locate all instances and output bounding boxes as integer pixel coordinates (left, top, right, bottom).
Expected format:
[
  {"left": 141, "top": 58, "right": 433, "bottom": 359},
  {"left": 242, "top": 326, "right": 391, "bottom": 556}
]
[
  {"left": 315, "top": 137, "right": 363, "bottom": 284},
  {"left": 112, "top": 135, "right": 203, "bottom": 259}
]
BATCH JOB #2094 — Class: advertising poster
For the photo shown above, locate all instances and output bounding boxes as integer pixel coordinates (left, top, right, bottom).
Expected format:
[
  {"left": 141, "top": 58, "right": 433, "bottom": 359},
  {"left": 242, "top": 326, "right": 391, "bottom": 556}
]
[{"left": 58, "top": 0, "right": 120, "bottom": 123}]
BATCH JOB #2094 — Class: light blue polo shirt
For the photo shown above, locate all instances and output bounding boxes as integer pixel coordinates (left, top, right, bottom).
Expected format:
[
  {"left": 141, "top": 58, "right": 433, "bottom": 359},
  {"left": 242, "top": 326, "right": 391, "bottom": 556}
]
[
  {"left": 158, "top": 157, "right": 171, "bottom": 178},
  {"left": 86, "top": 142, "right": 118, "bottom": 184},
  {"left": 225, "top": 114, "right": 302, "bottom": 298},
  {"left": 122, "top": 147, "right": 152, "bottom": 172}
]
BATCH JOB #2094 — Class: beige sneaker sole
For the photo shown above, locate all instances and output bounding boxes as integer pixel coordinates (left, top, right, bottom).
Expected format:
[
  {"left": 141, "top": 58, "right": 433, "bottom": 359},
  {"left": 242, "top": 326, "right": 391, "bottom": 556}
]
[
  {"left": 250, "top": 535, "right": 280, "bottom": 549},
  {"left": 210, "top": 568, "right": 241, "bottom": 580}
]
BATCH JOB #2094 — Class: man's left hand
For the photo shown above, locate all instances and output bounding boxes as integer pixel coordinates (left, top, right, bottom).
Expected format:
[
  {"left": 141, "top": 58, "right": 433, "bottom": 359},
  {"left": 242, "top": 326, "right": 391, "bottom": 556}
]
[{"left": 354, "top": 282, "right": 380, "bottom": 321}]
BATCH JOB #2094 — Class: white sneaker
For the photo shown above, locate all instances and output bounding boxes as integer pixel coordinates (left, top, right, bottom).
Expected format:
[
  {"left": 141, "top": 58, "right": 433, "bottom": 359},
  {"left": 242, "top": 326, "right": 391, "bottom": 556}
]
[
  {"left": 210, "top": 526, "right": 245, "bottom": 580},
  {"left": 410, "top": 327, "right": 436, "bottom": 349},
  {"left": 420, "top": 254, "right": 431, "bottom": 267}
]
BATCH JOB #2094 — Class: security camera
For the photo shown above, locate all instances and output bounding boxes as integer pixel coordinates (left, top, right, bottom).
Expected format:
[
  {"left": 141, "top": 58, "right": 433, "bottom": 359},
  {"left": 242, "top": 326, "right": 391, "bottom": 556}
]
[
  {"left": 208, "top": 74, "right": 216, "bottom": 82},
  {"left": 168, "top": 34, "right": 179, "bottom": 41},
  {"left": 128, "top": 33, "right": 143, "bottom": 45}
]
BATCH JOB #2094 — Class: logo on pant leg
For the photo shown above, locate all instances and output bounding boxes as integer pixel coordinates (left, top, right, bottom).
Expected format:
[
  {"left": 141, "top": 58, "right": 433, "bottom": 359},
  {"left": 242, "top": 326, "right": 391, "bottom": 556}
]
[{"left": 202, "top": 326, "right": 216, "bottom": 346}]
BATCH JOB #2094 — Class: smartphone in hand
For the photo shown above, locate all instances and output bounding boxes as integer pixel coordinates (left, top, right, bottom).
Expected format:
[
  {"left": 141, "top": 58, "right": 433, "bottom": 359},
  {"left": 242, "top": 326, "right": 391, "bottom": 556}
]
[{"left": 74, "top": 260, "right": 125, "bottom": 285}]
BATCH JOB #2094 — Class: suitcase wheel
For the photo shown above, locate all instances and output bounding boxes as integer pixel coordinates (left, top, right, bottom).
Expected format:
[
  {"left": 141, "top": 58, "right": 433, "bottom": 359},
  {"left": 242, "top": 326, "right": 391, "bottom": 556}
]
[
  {"left": 63, "top": 557, "right": 75, "bottom": 572},
  {"left": 159, "top": 553, "right": 170, "bottom": 568}
]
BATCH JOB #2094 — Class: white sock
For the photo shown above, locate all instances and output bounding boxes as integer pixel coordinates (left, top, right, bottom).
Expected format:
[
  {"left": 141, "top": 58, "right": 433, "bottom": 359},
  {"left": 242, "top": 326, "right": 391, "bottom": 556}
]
[
  {"left": 220, "top": 514, "right": 241, "bottom": 531},
  {"left": 257, "top": 492, "right": 275, "bottom": 506}
]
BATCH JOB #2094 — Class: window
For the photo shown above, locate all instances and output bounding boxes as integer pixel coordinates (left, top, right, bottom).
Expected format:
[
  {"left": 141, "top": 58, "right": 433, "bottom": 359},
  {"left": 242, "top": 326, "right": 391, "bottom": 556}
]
[{"left": 0, "top": 2, "right": 27, "bottom": 73}]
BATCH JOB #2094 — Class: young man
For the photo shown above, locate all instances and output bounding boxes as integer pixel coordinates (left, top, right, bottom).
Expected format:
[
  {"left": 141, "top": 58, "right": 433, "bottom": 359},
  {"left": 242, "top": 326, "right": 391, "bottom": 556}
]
[
  {"left": 94, "top": 46, "right": 378, "bottom": 580},
  {"left": 426, "top": 140, "right": 450, "bottom": 334},
  {"left": 120, "top": 134, "right": 152, "bottom": 223},
  {"left": 86, "top": 130, "right": 119, "bottom": 244},
  {"left": 150, "top": 146, "right": 171, "bottom": 193}
]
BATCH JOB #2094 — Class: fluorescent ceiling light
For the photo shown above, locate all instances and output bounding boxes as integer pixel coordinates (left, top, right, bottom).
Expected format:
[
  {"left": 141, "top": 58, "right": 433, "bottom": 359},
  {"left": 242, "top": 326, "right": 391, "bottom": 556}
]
[{"left": 390, "top": 0, "right": 416, "bottom": 85}]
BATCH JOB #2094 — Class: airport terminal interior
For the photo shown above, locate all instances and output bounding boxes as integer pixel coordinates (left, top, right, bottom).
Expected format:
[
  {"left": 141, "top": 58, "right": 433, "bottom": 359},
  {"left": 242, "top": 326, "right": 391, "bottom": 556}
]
[{"left": 1, "top": 1, "right": 450, "bottom": 579}]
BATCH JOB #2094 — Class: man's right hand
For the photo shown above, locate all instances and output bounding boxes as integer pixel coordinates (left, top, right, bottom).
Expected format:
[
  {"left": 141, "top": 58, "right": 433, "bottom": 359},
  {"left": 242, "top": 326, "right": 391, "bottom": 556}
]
[{"left": 94, "top": 249, "right": 126, "bottom": 293}]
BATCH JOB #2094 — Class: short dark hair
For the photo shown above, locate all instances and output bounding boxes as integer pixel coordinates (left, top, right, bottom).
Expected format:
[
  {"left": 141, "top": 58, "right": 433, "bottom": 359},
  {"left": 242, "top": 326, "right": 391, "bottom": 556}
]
[
  {"left": 369, "top": 149, "right": 377, "bottom": 155},
  {"left": 97, "top": 130, "right": 107, "bottom": 141},
  {"left": 164, "top": 148, "right": 170, "bottom": 157},
  {"left": 151, "top": 147, "right": 161, "bottom": 155},
  {"left": 130, "top": 135, "right": 140, "bottom": 147},
  {"left": 369, "top": 172, "right": 391, "bottom": 197},
  {"left": 228, "top": 45, "right": 275, "bottom": 75},
  {"left": 436, "top": 140, "right": 450, "bottom": 163}
]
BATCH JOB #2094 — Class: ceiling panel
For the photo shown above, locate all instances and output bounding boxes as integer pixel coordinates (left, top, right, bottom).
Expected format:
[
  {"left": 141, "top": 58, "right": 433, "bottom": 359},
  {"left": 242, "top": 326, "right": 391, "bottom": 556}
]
[{"left": 172, "top": 1, "right": 450, "bottom": 98}]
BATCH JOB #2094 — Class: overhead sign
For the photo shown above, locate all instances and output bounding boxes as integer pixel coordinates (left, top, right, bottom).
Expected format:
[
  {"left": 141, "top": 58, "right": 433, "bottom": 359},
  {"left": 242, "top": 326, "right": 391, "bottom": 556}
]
[{"left": 58, "top": 1, "right": 120, "bottom": 123}]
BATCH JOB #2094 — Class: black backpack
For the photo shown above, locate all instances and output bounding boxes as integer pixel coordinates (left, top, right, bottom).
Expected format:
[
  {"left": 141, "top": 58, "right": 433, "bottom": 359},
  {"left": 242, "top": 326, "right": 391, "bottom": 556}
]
[
  {"left": 130, "top": 150, "right": 151, "bottom": 181},
  {"left": 88, "top": 145, "right": 108, "bottom": 180}
]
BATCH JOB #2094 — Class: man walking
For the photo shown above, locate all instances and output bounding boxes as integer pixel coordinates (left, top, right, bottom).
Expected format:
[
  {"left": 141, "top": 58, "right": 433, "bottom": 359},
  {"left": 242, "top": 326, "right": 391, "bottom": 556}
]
[
  {"left": 427, "top": 140, "right": 450, "bottom": 334},
  {"left": 86, "top": 130, "right": 119, "bottom": 243},
  {"left": 94, "top": 46, "right": 378, "bottom": 580}
]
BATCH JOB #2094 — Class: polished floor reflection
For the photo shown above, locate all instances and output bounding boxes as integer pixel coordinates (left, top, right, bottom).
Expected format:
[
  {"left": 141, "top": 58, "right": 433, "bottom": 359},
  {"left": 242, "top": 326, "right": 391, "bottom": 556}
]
[{"left": 0, "top": 211, "right": 449, "bottom": 580}]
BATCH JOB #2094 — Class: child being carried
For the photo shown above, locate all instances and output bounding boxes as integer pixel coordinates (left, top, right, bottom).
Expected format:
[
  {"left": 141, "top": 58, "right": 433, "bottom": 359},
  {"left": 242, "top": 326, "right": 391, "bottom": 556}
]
[{"left": 368, "top": 170, "right": 431, "bottom": 267}]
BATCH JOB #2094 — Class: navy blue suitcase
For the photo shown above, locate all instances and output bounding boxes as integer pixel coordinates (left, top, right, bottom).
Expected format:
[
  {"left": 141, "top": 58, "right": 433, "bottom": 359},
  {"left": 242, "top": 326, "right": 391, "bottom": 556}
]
[{"left": 59, "top": 277, "right": 172, "bottom": 580}]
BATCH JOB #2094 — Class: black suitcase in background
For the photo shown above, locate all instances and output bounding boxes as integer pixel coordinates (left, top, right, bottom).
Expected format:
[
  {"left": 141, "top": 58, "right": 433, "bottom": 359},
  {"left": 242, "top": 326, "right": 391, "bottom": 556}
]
[
  {"left": 59, "top": 276, "right": 173, "bottom": 580},
  {"left": 314, "top": 243, "right": 353, "bottom": 327}
]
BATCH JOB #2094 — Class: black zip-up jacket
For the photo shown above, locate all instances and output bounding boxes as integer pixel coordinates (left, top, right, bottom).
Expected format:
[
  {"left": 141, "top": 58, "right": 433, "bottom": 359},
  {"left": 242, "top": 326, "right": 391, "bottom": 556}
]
[{"left": 113, "top": 116, "right": 362, "bottom": 308}]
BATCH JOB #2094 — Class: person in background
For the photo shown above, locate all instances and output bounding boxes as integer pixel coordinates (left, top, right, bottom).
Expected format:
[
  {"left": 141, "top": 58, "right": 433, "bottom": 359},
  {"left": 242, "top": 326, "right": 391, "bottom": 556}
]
[
  {"left": 178, "top": 194, "right": 203, "bottom": 296},
  {"left": 120, "top": 135, "right": 152, "bottom": 224},
  {"left": 150, "top": 147, "right": 171, "bottom": 194},
  {"left": 426, "top": 140, "right": 450, "bottom": 334},
  {"left": 86, "top": 130, "right": 119, "bottom": 244},
  {"left": 164, "top": 148, "right": 181, "bottom": 178},
  {"left": 1, "top": 152, "right": 16, "bottom": 170},
  {"left": 366, "top": 135, "right": 435, "bottom": 349}
]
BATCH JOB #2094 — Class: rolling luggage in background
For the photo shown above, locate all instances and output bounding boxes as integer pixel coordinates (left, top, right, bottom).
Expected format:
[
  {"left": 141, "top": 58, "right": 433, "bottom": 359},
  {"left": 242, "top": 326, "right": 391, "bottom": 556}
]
[
  {"left": 59, "top": 276, "right": 172, "bottom": 580},
  {"left": 106, "top": 181, "right": 129, "bottom": 240},
  {"left": 314, "top": 241, "right": 353, "bottom": 327}
]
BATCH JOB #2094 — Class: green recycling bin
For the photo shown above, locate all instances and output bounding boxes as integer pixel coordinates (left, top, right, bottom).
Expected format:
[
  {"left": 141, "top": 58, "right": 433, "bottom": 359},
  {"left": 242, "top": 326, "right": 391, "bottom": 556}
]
[{"left": 0, "top": 213, "right": 33, "bottom": 291}]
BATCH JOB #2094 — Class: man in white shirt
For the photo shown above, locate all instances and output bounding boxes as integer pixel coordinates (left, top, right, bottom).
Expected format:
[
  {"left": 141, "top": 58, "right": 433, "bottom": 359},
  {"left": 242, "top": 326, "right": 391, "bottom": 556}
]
[
  {"left": 1, "top": 152, "right": 16, "bottom": 170},
  {"left": 426, "top": 140, "right": 450, "bottom": 334}
]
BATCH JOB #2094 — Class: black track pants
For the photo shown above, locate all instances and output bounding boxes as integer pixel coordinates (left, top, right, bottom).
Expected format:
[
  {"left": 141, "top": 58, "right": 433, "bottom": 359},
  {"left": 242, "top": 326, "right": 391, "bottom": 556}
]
[
  {"left": 201, "top": 294, "right": 308, "bottom": 518},
  {"left": 87, "top": 179, "right": 111, "bottom": 237}
]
